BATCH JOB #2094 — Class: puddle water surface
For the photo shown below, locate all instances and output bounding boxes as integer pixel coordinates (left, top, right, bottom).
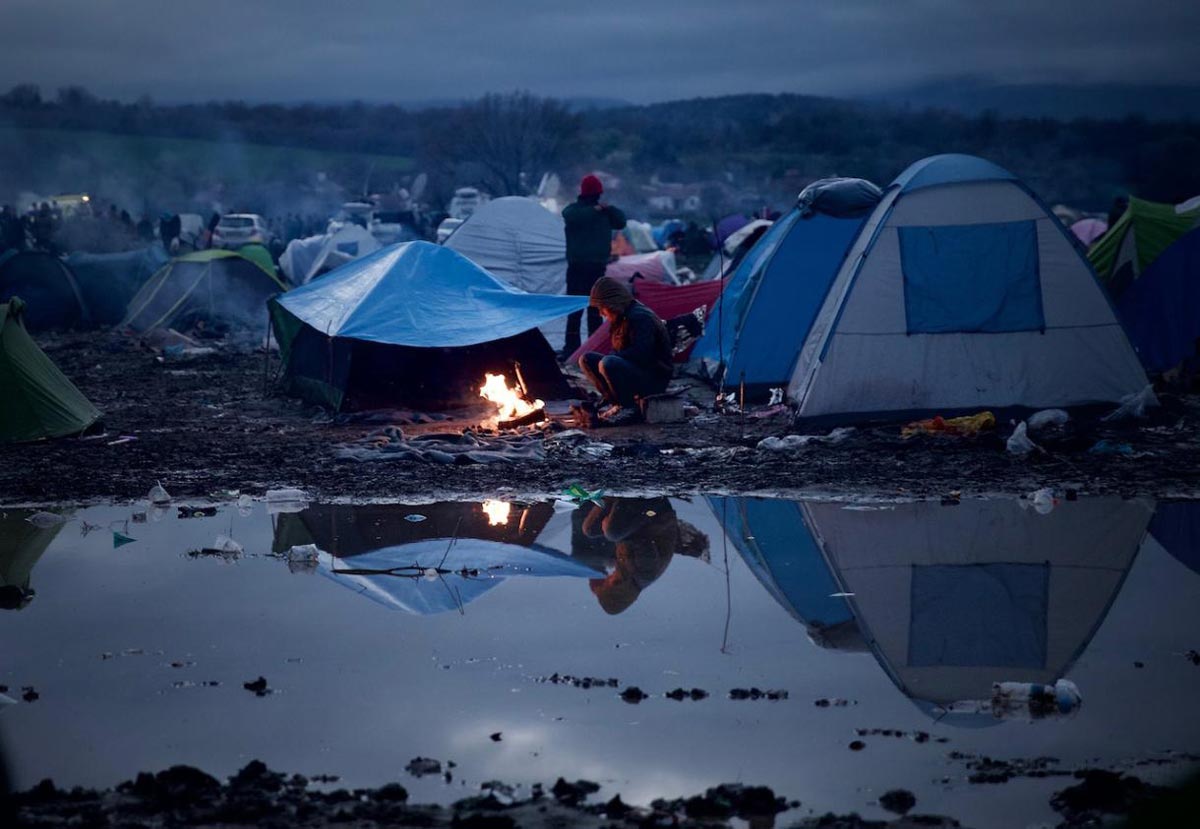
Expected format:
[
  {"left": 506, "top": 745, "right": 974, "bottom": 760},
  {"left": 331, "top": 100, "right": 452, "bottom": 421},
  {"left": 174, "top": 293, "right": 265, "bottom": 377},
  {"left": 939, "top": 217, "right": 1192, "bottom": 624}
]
[{"left": 3, "top": 494, "right": 1199, "bottom": 827}]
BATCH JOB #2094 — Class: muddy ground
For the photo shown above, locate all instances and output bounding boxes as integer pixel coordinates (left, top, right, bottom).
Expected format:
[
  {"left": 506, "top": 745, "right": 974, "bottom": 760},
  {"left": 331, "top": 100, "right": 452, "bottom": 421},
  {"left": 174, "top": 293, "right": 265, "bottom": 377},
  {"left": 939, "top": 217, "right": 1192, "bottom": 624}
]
[{"left": 4, "top": 333, "right": 1200, "bottom": 505}]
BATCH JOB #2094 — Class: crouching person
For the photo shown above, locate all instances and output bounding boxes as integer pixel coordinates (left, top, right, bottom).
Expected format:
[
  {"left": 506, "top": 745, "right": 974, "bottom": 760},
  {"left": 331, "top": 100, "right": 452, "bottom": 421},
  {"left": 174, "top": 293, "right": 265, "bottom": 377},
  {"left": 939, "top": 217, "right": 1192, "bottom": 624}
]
[{"left": 579, "top": 277, "right": 672, "bottom": 425}]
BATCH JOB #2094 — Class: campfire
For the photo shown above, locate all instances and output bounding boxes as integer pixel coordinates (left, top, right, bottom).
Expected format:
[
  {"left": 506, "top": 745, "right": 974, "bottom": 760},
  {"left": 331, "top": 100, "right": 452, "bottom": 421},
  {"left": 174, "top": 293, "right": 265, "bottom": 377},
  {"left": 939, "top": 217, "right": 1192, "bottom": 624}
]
[{"left": 479, "top": 372, "right": 545, "bottom": 429}]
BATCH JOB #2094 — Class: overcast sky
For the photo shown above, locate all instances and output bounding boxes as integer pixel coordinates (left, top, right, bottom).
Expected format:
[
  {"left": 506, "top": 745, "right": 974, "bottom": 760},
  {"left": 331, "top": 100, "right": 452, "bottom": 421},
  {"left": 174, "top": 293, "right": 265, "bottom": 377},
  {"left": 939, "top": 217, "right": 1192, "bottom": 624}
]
[{"left": 1, "top": 0, "right": 1197, "bottom": 104}]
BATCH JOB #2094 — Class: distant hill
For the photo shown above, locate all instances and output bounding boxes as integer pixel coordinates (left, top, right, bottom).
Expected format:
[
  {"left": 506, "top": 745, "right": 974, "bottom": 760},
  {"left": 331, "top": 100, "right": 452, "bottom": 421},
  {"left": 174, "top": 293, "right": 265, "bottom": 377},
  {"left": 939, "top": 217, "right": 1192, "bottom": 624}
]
[{"left": 867, "top": 79, "right": 1200, "bottom": 121}]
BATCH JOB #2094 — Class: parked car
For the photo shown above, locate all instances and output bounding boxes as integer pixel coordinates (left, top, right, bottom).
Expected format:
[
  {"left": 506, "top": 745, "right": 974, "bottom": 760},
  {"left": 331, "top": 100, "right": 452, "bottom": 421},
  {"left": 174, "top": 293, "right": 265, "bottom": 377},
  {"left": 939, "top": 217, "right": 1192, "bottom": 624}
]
[
  {"left": 370, "top": 210, "right": 419, "bottom": 245},
  {"left": 436, "top": 217, "right": 464, "bottom": 244},
  {"left": 212, "top": 213, "right": 269, "bottom": 248},
  {"left": 447, "top": 187, "right": 489, "bottom": 220}
]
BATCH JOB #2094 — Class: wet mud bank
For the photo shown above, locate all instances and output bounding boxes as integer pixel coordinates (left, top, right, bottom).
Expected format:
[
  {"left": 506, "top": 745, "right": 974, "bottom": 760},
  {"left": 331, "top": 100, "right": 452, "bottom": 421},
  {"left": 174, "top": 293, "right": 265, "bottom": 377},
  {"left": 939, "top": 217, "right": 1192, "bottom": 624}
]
[{"left": 5, "top": 336, "right": 1199, "bottom": 505}]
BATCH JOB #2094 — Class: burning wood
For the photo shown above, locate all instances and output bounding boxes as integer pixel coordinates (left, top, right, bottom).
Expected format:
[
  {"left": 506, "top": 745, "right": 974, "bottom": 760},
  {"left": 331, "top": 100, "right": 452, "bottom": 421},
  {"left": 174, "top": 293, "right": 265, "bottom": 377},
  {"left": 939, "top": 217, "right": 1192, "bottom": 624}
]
[{"left": 479, "top": 373, "right": 545, "bottom": 429}]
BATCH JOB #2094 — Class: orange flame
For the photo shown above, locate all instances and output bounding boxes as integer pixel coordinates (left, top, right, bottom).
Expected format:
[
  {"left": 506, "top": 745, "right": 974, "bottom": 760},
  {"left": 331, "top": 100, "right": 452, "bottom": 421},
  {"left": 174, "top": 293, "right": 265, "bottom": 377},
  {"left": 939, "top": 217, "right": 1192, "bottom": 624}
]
[
  {"left": 481, "top": 499, "right": 511, "bottom": 526},
  {"left": 479, "top": 373, "right": 544, "bottom": 423}
]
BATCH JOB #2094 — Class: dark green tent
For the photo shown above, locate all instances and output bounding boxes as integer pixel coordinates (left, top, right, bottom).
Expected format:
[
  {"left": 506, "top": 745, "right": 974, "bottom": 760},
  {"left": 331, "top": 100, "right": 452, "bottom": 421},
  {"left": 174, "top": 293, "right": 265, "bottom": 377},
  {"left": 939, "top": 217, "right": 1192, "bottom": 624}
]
[
  {"left": 122, "top": 248, "right": 286, "bottom": 334},
  {"left": 0, "top": 297, "right": 101, "bottom": 443},
  {"left": 66, "top": 246, "right": 169, "bottom": 325}
]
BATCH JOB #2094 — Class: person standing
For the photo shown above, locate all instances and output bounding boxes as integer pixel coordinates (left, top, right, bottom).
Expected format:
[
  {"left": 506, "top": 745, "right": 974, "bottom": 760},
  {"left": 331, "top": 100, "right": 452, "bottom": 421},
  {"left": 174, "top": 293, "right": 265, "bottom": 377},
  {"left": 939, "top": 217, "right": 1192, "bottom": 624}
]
[{"left": 561, "top": 174, "right": 625, "bottom": 359}]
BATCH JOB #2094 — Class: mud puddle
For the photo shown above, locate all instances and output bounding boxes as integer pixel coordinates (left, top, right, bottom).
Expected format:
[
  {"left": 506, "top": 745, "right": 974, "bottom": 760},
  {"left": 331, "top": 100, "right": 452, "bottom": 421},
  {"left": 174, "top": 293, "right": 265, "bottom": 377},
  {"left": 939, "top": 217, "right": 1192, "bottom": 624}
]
[{"left": 3, "top": 494, "right": 1200, "bottom": 828}]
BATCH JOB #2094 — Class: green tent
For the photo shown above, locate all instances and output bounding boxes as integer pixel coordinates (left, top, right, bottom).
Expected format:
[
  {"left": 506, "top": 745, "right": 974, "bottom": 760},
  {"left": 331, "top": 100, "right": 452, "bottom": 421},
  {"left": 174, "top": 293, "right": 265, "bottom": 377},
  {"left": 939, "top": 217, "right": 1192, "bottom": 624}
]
[
  {"left": 1, "top": 297, "right": 101, "bottom": 443},
  {"left": 234, "top": 243, "right": 279, "bottom": 279},
  {"left": 121, "top": 248, "right": 287, "bottom": 334},
  {"left": 0, "top": 509, "right": 66, "bottom": 609},
  {"left": 1089, "top": 197, "right": 1200, "bottom": 296}
]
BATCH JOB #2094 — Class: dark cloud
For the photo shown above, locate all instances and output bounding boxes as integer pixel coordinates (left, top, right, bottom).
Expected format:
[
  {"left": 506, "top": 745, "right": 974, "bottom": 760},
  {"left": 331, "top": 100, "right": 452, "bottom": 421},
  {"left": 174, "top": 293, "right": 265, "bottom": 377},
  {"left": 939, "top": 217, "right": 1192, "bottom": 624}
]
[{"left": 0, "top": 0, "right": 1196, "bottom": 103}]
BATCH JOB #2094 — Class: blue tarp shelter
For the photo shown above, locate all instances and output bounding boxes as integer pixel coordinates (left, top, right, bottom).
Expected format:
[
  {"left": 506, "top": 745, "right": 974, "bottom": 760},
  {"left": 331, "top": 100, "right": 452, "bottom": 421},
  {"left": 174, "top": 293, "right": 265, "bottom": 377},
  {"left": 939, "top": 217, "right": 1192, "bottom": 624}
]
[
  {"left": 1117, "top": 227, "right": 1200, "bottom": 373},
  {"left": 269, "top": 241, "right": 587, "bottom": 410}
]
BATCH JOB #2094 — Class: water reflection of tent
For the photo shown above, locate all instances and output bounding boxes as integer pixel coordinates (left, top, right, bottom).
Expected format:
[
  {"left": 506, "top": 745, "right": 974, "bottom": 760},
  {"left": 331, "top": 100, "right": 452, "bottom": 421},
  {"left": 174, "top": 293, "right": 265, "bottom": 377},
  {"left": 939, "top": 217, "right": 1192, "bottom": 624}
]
[
  {"left": 807, "top": 497, "right": 1150, "bottom": 712},
  {"left": 1149, "top": 500, "right": 1200, "bottom": 576},
  {"left": 707, "top": 497, "right": 863, "bottom": 650},
  {"left": 0, "top": 509, "right": 66, "bottom": 609},
  {"left": 273, "top": 501, "right": 602, "bottom": 615},
  {"left": 0, "top": 250, "right": 88, "bottom": 332}
]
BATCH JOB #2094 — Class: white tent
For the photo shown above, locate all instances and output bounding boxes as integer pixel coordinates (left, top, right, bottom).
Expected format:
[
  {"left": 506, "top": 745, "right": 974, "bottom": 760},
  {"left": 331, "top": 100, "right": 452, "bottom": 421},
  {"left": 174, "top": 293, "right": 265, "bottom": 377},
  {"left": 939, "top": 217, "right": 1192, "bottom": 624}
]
[
  {"left": 443, "top": 196, "right": 569, "bottom": 349},
  {"left": 808, "top": 497, "right": 1150, "bottom": 711},
  {"left": 279, "top": 225, "right": 381, "bottom": 285},
  {"left": 713, "top": 155, "right": 1149, "bottom": 420}
]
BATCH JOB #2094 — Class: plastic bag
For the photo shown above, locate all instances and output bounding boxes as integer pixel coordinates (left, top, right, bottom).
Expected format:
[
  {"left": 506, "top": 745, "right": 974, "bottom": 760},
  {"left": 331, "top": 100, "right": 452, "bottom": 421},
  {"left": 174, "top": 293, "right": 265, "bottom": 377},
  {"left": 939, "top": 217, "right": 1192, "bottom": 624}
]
[
  {"left": 1006, "top": 422, "right": 1039, "bottom": 456},
  {"left": 1102, "top": 384, "right": 1157, "bottom": 422},
  {"left": 1029, "top": 487, "right": 1058, "bottom": 515},
  {"left": 148, "top": 481, "right": 171, "bottom": 505},
  {"left": 1027, "top": 409, "right": 1069, "bottom": 431}
]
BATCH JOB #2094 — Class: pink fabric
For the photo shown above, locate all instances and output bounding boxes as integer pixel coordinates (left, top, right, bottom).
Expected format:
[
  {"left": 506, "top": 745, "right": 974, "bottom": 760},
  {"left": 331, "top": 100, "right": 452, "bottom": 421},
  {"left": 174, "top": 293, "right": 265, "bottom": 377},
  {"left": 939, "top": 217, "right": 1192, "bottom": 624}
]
[
  {"left": 605, "top": 252, "right": 674, "bottom": 284},
  {"left": 568, "top": 278, "right": 728, "bottom": 364},
  {"left": 1071, "top": 218, "right": 1108, "bottom": 247}
]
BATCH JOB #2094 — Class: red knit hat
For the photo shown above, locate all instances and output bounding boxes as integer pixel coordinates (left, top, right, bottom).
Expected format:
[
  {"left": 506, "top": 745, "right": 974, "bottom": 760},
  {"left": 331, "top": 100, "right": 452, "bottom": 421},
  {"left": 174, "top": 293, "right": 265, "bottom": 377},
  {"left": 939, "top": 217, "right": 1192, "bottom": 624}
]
[{"left": 580, "top": 174, "right": 603, "bottom": 197}]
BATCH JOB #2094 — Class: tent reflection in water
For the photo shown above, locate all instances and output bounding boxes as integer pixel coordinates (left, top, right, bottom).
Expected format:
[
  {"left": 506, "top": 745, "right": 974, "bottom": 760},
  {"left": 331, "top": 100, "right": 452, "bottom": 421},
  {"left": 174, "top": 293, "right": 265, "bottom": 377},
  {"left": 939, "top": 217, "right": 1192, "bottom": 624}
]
[
  {"left": 719, "top": 496, "right": 1151, "bottom": 723},
  {"left": 273, "top": 501, "right": 603, "bottom": 615},
  {"left": 0, "top": 510, "right": 66, "bottom": 610},
  {"left": 708, "top": 497, "right": 864, "bottom": 650}
]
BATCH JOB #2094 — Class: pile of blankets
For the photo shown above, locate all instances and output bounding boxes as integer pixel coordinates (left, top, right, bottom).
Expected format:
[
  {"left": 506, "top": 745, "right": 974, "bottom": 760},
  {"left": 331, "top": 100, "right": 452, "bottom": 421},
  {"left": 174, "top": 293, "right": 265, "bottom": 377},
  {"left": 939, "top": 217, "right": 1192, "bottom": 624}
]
[{"left": 335, "top": 426, "right": 545, "bottom": 465}]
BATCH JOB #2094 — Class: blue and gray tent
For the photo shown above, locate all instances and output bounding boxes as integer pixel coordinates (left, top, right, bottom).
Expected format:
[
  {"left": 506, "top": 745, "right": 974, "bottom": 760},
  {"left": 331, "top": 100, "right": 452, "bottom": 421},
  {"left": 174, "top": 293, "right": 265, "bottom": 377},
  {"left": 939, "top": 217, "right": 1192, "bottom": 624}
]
[
  {"left": 693, "top": 156, "right": 1149, "bottom": 420},
  {"left": 1116, "top": 227, "right": 1200, "bottom": 374}
]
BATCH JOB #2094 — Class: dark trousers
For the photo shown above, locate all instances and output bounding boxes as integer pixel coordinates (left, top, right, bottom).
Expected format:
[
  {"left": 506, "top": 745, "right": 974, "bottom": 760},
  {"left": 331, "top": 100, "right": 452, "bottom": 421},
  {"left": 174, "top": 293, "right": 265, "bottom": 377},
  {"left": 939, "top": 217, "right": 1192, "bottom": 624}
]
[
  {"left": 564, "top": 261, "right": 607, "bottom": 353},
  {"left": 579, "top": 352, "right": 666, "bottom": 407}
]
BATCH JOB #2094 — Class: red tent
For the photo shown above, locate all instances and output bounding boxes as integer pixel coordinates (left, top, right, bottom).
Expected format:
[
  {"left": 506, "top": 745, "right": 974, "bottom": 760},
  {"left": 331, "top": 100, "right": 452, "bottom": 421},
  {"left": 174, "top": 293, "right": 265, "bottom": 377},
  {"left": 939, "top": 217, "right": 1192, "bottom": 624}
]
[{"left": 567, "top": 278, "right": 727, "bottom": 364}]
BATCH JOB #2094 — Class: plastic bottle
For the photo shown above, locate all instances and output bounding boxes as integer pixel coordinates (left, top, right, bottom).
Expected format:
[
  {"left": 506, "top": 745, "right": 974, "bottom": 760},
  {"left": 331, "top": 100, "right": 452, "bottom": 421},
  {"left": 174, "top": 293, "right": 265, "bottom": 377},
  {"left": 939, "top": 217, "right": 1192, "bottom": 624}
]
[{"left": 992, "top": 679, "right": 1081, "bottom": 716}]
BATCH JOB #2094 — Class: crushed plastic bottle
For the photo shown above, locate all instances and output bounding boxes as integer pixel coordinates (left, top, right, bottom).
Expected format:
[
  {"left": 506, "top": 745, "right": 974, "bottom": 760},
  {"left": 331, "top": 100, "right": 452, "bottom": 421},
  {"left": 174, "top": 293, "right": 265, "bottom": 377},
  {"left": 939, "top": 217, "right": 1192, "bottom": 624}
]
[
  {"left": 148, "top": 481, "right": 171, "bottom": 505},
  {"left": 286, "top": 544, "right": 320, "bottom": 563},
  {"left": 992, "top": 679, "right": 1081, "bottom": 717},
  {"left": 768, "top": 387, "right": 784, "bottom": 406}
]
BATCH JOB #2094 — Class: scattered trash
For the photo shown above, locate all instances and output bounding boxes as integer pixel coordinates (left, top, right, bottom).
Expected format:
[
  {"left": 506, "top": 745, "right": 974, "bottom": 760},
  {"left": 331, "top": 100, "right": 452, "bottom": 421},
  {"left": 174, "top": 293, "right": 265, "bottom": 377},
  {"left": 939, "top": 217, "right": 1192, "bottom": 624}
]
[
  {"left": 757, "top": 427, "right": 855, "bottom": 451},
  {"left": 564, "top": 484, "right": 605, "bottom": 506},
  {"left": 768, "top": 387, "right": 784, "bottom": 405},
  {"left": 148, "top": 481, "right": 171, "bottom": 505},
  {"left": 25, "top": 511, "right": 67, "bottom": 528},
  {"left": 1028, "top": 409, "right": 1070, "bottom": 431},
  {"left": 113, "top": 531, "right": 137, "bottom": 549},
  {"left": 1088, "top": 439, "right": 1134, "bottom": 456},
  {"left": 106, "top": 435, "right": 138, "bottom": 446},
  {"left": 1103, "top": 384, "right": 1157, "bottom": 422},
  {"left": 212, "top": 535, "right": 243, "bottom": 555},
  {"left": 901, "top": 411, "right": 995, "bottom": 439},
  {"left": 1006, "top": 421, "right": 1041, "bottom": 455},
  {"left": 992, "top": 679, "right": 1082, "bottom": 718}
]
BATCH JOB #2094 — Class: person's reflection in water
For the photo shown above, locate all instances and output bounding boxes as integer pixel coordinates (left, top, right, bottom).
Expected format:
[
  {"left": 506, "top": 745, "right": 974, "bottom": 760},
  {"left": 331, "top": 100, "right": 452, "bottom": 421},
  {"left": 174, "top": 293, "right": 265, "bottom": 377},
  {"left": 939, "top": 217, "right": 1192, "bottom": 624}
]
[{"left": 573, "top": 497, "right": 708, "bottom": 614}]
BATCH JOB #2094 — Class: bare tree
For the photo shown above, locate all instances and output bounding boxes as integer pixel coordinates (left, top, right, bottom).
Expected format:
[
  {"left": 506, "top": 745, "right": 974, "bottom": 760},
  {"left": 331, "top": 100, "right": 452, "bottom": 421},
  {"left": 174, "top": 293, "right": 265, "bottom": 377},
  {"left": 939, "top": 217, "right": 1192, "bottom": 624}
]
[{"left": 424, "top": 92, "right": 581, "bottom": 196}]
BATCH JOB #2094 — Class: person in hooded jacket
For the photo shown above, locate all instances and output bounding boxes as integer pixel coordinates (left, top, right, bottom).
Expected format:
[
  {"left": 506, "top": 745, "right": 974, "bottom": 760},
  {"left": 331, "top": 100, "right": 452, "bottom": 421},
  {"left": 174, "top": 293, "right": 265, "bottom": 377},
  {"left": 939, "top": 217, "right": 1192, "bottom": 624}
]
[
  {"left": 579, "top": 276, "right": 672, "bottom": 425},
  {"left": 561, "top": 173, "right": 625, "bottom": 358}
]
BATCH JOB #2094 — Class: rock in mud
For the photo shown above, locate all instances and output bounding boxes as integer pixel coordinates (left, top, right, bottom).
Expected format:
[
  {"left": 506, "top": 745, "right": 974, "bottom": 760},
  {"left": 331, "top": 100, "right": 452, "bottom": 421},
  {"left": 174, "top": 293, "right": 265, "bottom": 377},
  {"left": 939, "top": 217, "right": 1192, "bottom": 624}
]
[
  {"left": 620, "top": 685, "right": 648, "bottom": 703},
  {"left": 405, "top": 757, "right": 443, "bottom": 777},
  {"left": 664, "top": 687, "right": 708, "bottom": 701},
  {"left": 849, "top": 740, "right": 866, "bottom": 751},
  {"left": 878, "top": 789, "right": 917, "bottom": 815},
  {"left": 1050, "top": 769, "right": 1164, "bottom": 823},
  {"left": 550, "top": 777, "right": 600, "bottom": 805},
  {"left": 119, "top": 765, "right": 221, "bottom": 805},
  {"left": 241, "top": 676, "right": 269, "bottom": 696}
]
